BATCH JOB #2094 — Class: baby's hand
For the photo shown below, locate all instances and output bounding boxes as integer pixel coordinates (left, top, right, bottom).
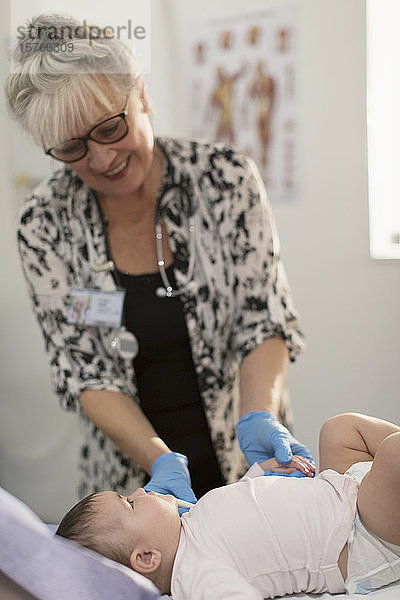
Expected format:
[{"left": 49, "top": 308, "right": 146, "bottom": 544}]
[{"left": 259, "top": 455, "right": 315, "bottom": 478}]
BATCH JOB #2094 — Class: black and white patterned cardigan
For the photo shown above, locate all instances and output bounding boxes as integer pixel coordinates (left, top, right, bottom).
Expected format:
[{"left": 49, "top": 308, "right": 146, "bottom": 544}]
[{"left": 17, "top": 137, "right": 305, "bottom": 497}]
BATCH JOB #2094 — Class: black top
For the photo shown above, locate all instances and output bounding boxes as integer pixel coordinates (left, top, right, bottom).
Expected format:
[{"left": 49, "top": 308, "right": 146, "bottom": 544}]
[{"left": 116, "top": 264, "right": 224, "bottom": 496}]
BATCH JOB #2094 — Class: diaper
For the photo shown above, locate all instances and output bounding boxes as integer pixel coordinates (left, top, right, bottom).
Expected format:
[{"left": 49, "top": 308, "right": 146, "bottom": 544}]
[
  {"left": 344, "top": 462, "right": 400, "bottom": 594},
  {"left": 344, "top": 461, "right": 373, "bottom": 484}
]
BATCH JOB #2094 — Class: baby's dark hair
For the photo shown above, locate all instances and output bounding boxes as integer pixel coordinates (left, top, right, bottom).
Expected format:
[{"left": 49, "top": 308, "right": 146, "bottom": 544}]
[{"left": 56, "top": 493, "right": 130, "bottom": 567}]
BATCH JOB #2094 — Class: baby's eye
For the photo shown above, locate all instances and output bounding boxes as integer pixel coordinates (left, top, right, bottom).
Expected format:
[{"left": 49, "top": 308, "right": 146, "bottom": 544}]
[{"left": 127, "top": 499, "right": 134, "bottom": 509}]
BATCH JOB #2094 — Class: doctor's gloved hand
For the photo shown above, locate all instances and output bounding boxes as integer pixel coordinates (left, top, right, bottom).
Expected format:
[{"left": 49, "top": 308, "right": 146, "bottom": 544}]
[
  {"left": 236, "top": 411, "right": 316, "bottom": 477},
  {"left": 144, "top": 452, "right": 198, "bottom": 514}
]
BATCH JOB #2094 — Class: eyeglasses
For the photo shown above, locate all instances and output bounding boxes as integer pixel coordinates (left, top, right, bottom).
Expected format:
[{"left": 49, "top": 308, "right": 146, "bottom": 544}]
[{"left": 45, "top": 89, "right": 132, "bottom": 163}]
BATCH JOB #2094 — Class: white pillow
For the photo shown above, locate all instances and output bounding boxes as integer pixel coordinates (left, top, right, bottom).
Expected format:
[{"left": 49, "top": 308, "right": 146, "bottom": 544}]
[{"left": 0, "top": 486, "right": 160, "bottom": 600}]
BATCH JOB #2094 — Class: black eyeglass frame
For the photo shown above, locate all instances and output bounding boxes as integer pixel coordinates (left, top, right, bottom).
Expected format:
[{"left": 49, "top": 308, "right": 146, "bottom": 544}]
[{"left": 44, "top": 89, "right": 133, "bottom": 163}]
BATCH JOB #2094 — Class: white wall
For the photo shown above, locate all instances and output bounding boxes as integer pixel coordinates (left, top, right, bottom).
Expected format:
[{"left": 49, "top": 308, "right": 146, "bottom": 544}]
[{"left": 0, "top": 0, "right": 398, "bottom": 522}]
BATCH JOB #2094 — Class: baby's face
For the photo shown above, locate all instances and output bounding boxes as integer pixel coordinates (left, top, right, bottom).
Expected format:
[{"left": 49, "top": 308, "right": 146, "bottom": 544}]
[{"left": 96, "top": 488, "right": 181, "bottom": 548}]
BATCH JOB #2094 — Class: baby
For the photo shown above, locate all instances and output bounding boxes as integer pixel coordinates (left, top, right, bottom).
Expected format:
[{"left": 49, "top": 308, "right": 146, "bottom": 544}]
[{"left": 57, "top": 413, "right": 400, "bottom": 599}]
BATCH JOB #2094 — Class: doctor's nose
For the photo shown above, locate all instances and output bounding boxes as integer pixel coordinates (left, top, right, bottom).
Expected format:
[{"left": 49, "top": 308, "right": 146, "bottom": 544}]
[{"left": 86, "top": 141, "right": 117, "bottom": 172}]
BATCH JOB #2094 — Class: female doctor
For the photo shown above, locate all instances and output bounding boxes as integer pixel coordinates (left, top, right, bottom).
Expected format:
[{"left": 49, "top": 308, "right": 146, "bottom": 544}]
[{"left": 6, "top": 14, "right": 313, "bottom": 503}]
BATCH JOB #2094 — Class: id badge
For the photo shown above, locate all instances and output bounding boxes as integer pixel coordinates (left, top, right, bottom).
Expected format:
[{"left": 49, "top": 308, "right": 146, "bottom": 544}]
[{"left": 67, "top": 288, "right": 125, "bottom": 328}]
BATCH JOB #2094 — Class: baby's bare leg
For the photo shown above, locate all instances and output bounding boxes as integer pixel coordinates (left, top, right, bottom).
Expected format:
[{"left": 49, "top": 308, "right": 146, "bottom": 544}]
[
  {"left": 357, "top": 432, "right": 400, "bottom": 545},
  {"left": 319, "top": 413, "right": 400, "bottom": 474},
  {"left": 320, "top": 413, "right": 400, "bottom": 578}
]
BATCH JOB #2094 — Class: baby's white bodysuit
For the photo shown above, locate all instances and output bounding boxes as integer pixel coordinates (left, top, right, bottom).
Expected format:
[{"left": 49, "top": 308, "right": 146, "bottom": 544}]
[{"left": 171, "top": 468, "right": 358, "bottom": 600}]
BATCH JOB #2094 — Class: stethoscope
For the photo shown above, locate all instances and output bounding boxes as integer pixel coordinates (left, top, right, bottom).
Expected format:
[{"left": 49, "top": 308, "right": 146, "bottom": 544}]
[
  {"left": 154, "top": 214, "right": 195, "bottom": 297},
  {"left": 92, "top": 183, "right": 196, "bottom": 358},
  {"left": 154, "top": 183, "right": 196, "bottom": 297}
]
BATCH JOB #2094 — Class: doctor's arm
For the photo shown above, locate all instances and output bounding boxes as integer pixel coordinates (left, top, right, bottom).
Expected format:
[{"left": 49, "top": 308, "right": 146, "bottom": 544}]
[
  {"left": 237, "top": 339, "right": 314, "bottom": 472},
  {"left": 80, "top": 389, "right": 196, "bottom": 504},
  {"left": 230, "top": 157, "right": 314, "bottom": 471},
  {"left": 79, "top": 389, "right": 169, "bottom": 474},
  {"left": 79, "top": 390, "right": 197, "bottom": 504},
  {"left": 17, "top": 203, "right": 196, "bottom": 505},
  {"left": 239, "top": 336, "right": 289, "bottom": 418},
  {"left": 79, "top": 390, "right": 197, "bottom": 505}
]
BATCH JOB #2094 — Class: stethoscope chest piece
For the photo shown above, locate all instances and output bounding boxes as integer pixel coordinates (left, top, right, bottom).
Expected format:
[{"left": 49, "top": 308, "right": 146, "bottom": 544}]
[{"left": 110, "top": 327, "right": 139, "bottom": 360}]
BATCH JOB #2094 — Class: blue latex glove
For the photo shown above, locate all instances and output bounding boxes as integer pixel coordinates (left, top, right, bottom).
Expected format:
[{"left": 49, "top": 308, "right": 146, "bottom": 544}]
[
  {"left": 236, "top": 411, "right": 315, "bottom": 476},
  {"left": 263, "top": 470, "right": 309, "bottom": 478},
  {"left": 144, "top": 452, "right": 197, "bottom": 515}
]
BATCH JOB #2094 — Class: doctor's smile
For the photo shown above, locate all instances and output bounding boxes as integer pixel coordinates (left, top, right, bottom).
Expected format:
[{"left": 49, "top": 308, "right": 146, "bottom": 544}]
[{"left": 103, "top": 155, "right": 131, "bottom": 178}]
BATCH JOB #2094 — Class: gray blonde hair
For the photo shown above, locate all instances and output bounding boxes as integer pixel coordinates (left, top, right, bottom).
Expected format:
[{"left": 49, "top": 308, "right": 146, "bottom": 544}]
[{"left": 5, "top": 13, "right": 143, "bottom": 149}]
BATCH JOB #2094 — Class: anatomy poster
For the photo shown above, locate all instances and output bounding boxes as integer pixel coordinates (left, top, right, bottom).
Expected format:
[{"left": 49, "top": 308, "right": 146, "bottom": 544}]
[{"left": 189, "top": 6, "right": 299, "bottom": 202}]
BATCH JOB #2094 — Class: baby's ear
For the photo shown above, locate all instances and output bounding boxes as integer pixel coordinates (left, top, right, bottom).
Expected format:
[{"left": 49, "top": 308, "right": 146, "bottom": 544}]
[{"left": 129, "top": 547, "right": 161, "bottom": 575}]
